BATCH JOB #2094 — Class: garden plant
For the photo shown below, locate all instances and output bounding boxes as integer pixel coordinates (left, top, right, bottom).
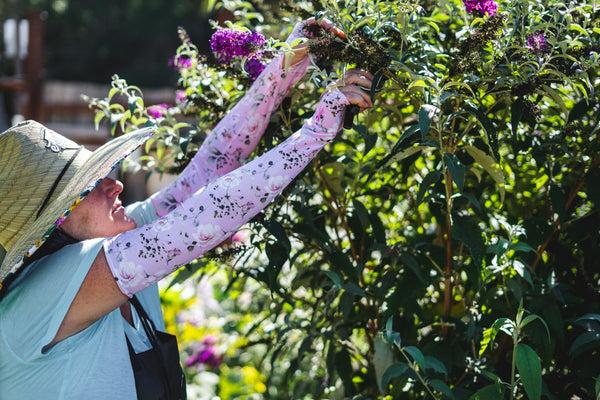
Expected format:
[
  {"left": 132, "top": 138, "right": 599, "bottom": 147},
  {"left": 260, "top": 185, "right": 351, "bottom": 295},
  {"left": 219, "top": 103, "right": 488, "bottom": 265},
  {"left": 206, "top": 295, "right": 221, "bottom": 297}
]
[{"left": 86, "top": 0, "right": 600, "bottom": 398}]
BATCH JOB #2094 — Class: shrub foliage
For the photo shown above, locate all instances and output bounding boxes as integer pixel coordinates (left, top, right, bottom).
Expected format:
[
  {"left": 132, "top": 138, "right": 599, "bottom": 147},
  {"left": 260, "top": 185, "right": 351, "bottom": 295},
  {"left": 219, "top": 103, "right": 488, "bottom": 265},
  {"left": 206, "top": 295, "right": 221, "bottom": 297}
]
[{"left": 88, "top": 0, "right": 600, "bottom": 398}]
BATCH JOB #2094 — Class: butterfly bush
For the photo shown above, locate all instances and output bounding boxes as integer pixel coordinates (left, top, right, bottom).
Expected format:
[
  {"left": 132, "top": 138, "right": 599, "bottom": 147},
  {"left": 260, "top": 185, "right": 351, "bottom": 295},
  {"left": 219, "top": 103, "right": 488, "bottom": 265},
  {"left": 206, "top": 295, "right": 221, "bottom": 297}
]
[{"left": 87, "top": 0, "right": 600, "bottom": 398}]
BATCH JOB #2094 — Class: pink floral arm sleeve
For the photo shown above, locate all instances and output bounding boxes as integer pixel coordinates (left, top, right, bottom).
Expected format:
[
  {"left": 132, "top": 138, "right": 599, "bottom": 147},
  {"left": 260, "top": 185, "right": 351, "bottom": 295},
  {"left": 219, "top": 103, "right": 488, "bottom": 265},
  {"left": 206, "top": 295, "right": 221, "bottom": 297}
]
[
  {"left": 104, "top": 88, "right": 349, "bottom": 297},
  {"left": 150, "top": 22, "right": 313, "bottom": 216}
]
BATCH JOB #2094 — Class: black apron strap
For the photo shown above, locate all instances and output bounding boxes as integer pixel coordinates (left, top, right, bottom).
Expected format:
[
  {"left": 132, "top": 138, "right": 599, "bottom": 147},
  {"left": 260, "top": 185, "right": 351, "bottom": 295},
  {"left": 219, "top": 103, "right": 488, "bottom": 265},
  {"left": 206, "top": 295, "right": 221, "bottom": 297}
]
[{"left": 127, "top": 295, "right": 187, "bottom": 400}]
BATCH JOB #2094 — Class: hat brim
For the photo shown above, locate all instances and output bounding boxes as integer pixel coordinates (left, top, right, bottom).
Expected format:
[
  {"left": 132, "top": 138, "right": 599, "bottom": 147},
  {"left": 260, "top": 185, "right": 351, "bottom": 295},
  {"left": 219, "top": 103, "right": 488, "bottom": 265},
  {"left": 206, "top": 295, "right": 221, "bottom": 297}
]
[{"left": 0, "top": 126, "right": 156, "bottom": 283}]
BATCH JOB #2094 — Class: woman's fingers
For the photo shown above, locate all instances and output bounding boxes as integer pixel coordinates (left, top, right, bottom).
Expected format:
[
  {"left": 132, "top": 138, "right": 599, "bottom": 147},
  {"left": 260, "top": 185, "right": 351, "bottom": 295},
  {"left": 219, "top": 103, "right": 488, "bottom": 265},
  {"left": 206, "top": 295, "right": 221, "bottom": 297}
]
[
  {"left": 335, "top": 69, "right": 375, "bottom": 110},
  {"left": 338, "top": 85, "right": 373, "bottom": 110},
  {"left": 304, "top": 17, "right": 347, "bottom": 40},
  {"left": 343, "top": 69, "right": 374, "bottom": 91}
]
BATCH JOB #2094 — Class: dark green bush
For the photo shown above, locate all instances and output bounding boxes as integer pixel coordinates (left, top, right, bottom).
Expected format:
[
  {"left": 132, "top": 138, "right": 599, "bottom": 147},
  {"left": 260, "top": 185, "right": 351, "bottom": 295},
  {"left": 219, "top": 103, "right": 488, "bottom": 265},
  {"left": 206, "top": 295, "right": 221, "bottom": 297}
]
[{"left": 89, "top": 0, "right": 600, "bottom": 398}]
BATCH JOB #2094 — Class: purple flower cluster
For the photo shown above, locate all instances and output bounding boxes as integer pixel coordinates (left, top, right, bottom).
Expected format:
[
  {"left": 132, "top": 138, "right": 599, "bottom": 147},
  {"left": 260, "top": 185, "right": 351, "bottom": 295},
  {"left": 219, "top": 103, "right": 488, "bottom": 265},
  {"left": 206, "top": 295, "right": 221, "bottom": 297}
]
[
  {"left": 147, "top": 103, "right": 172, "bottom": 119},
  {"left": 244, "top": 57, "right": 266, "bottom": 79},
  {"left": 463, "top": 0, "right": 498, "bottom": 16},
  {"left": 209, "top": 29, "right": 266, "bottom": 64},
  {"left": 527, "top": 32, "right": 550, "bottom": 53},
  {"left": 184, "top": 336, "right": 223, "bottom": 370},
  {"left": 169, "top": 55, "right": 193, "bottom": 72}
]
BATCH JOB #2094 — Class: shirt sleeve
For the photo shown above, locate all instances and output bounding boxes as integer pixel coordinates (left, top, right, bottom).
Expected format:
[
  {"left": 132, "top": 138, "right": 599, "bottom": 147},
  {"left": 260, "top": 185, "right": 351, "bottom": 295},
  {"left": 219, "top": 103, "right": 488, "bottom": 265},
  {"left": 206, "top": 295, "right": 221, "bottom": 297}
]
[
  {"left": 104, "top": 87, "right": 349, "bottom": 297},
  {"left": 150, "top": 51, "right": 311, "bottom": 217},
  {"left": 0, "top": 238, "right": 105, "bottom": 359}
]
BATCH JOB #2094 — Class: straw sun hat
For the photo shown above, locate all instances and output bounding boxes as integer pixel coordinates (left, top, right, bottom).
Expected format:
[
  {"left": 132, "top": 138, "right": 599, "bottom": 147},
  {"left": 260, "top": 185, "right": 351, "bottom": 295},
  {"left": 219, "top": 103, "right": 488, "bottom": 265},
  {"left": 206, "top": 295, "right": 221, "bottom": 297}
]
[{"left": 0, "top": 120, "right": 156, "bottom": 291}]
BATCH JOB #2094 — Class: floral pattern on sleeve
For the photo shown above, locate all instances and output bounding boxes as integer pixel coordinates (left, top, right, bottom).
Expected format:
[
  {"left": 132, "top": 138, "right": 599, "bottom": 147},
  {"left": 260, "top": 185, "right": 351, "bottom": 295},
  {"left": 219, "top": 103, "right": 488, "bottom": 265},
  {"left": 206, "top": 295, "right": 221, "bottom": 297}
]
[
  {"left": 104, "top": 88, "right": 349, "bottom": 297},
  {"left": 150, "top": 21, "right": 313, "bottom": 216}
]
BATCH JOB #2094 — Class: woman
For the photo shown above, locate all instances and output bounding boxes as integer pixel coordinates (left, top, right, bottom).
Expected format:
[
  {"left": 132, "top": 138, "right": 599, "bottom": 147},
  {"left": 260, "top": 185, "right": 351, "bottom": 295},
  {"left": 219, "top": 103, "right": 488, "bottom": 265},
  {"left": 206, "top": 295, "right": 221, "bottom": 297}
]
[{"left": 0, "top": 18, "right": 373, "bottom": 399}]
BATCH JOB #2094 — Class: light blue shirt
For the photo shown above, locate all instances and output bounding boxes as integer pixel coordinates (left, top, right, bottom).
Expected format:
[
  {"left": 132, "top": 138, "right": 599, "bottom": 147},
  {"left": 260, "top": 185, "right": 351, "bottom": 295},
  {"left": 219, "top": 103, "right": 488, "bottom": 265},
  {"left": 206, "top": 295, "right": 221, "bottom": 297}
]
[{"left": 0, "top": 200, "right": 165, "bottom": 399}]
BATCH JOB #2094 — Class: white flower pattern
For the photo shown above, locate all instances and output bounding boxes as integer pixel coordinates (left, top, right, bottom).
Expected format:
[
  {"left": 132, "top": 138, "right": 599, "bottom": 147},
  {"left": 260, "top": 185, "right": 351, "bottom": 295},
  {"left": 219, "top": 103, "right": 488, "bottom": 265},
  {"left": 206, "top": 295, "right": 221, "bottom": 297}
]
[{"left": 104, "top": 24, "right": 349, "bottom": 297}]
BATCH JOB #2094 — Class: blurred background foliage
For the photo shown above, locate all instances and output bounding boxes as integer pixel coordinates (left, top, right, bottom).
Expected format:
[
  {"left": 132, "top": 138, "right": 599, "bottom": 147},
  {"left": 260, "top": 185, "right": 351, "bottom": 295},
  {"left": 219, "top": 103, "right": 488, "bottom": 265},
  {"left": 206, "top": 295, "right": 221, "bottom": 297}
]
[{"left": 1, "top": 0, "right": 218, "bottom": 85}]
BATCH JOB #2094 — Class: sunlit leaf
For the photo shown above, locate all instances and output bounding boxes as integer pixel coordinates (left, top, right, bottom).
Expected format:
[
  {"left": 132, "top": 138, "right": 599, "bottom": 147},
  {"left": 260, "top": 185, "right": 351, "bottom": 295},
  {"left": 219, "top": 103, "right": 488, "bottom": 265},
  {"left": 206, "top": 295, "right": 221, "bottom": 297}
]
[
  {"left": 418, "top": 104, "right": 440, "bottom": 141},
  {"left": 464, "top": 145, "right": 505, "bottom": 202},
  {"left": 444, "top": 153, "right": 466, "bottom": 192}
]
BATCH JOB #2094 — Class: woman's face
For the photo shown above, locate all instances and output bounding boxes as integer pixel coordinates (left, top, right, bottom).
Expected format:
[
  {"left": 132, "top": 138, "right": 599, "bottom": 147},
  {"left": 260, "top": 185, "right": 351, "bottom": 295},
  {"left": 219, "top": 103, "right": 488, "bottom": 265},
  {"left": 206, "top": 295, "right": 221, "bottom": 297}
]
[{"left": 59, "top": 178, "right": 137, "bottom": 240}]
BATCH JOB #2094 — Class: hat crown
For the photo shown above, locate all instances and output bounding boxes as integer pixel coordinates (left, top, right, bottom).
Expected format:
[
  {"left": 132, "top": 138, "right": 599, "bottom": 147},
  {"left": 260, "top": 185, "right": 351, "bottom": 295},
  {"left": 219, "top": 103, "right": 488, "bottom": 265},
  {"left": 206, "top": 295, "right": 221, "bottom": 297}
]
[{"left": 0, "top": 121, "right": 86, "bottom": 253}]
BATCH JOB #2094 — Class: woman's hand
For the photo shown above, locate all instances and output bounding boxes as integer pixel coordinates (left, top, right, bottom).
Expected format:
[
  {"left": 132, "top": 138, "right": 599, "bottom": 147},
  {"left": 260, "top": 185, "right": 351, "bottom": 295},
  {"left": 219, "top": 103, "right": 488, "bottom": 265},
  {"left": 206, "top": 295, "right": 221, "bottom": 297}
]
[
  {"left": 286, "top": 17, "right": 346, "bottom": 65},
  {"left": 334, "top": 69, "right": 375, "bottom": 111}
]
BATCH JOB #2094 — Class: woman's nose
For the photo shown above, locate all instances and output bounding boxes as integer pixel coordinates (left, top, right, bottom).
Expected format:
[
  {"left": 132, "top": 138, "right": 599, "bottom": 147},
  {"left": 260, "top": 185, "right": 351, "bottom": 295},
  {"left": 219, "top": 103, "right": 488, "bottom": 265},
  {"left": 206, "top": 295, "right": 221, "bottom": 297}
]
[{"left": 102, "top": 177, "right": 124, "bottom": 198}]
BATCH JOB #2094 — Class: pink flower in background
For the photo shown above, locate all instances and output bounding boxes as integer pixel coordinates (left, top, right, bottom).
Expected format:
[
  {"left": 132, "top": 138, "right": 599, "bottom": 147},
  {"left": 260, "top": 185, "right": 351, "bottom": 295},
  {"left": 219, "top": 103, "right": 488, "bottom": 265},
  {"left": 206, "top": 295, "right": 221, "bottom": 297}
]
[
  {"left": 185, "top": 336, "right": 224, "bottom": 369},
  {"left": 169, "top": 55, "right": 193, "bottom": 71},
  {"left": 176, "top": 90, "right": 187, "bottom": 103},
  {"left": 527, "top": 32, "right": 550, "bottom": 53},
  {"left": 147, "top": 103, "right": 172, "bottom": 119},
  {"left": 463, "top": 0, "right": 498, "bottom": 15}
]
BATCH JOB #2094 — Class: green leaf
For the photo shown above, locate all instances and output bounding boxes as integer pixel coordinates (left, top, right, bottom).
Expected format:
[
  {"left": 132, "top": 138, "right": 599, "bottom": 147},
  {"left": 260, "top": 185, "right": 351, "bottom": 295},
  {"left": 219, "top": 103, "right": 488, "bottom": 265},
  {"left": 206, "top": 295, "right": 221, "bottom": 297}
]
[
  {"left": 515, "top": 343, "right": 542, "bottom": 400},
  {"left": 127, "top": 96, "right": 140, "bottom": 113},
  {"left": 569, "top": 23, "right": 590, "bottom": 37},
  {"left": 575, "top": 314, "right": 600, "bottom": 325},
  {"left": 321, "top": 162, "right": 345, "bottom": 197},
  {"left": 520, "top": 314, "right": 551, "bottom": 342},
  {"left": 464, "top": 145, "right": 505, "bottom": 203},
  {"left": 340, "top": 291, "right": 354, "bottom": 322},
  {"left": 428, "top": 379, "right": 454, "bottom": 399},
  {"left": 480, "top": 370, "right": 503, "bottom": 383},
  {"left": 94, "top": 112, "right": 104, "bottom": 130},
  {"left": 370, "top": 209, "right": 386, "bottom": 244},
  {"left": 424, "top": 356, "right": 448, "bottom": 376},
  {"left": 362, "top": 132, "right": 378, "bottom": 156},
  {"left": 323, "top": 270, "right": 342, "bottom": 287},
  {"left": 463, "top": 102, "right": 498, "bottom": 159},
  {"left": 383, "top": 145, "right": 428, "bottom": 168},
  {"left": 567, "top": 99, "right": 590, "bottom": 123},
  {"left": 419, "top": 104, "right": 439, "bottom": 141},
  {"left": 398, "top": 252, "right": 424, "bottom": 281},
  {"left": 403, "top": 346, "right": 427, "bottom": 369},
  {"left": 342, "top": 283, "right": 367, "bottom": 298},
  {"left": 266, "top": 219, "right": 291, "bottom": 251},
  {"left": 568, "top": 331, "right": 600, "bottom": 359},
  {"left": 371, "top": 69, "right": 385, "bottom": 103},
  {"left": 469, "top": 383, "right": 504, "bottom": 400},
  {"left": 585, "top": 167, "right": 600, "bottom": 209},
  {"left": 444, "top": 153, "right": 466, "bottom": 192},
  {"left": 452, "top": 216, "right": 485, "bottom": 269},
  {"left": 541, "top": 84, "right": 569, "bottom": 119},
  {"left": 417, "top": 170, "right": 443, "bottom": 205},
  {"left": 326, "top": 341, "right": 336, "bottom": 381},
  {"left": 335, "top": 348, "right": 354, "bottom": 392},
  {"left": 381, "top": 362, "right": 409, "bottom": 390},
  {"left": 480, "top": 318, "right": 515, "bottom": 357},
  {"left": 262, "top": 242, "right": 288, "bottom": 289},
  {"left": 329, "top": 251, "right": 358, "bottom": 283},
  {"left": 510, "top": 100, "right": 523, "bottom": 136},
  {"left": 374, "top": 334, "right": 396, "bottom": 394},
  {"left": 297, "top": 336, "right": 313, "bottom": 360},
  {"left": 395, "top": 124, "right": 421, "bottom": 148},
  {"left": 352, "top": 199, "right": 370, "bottom": 230}
]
